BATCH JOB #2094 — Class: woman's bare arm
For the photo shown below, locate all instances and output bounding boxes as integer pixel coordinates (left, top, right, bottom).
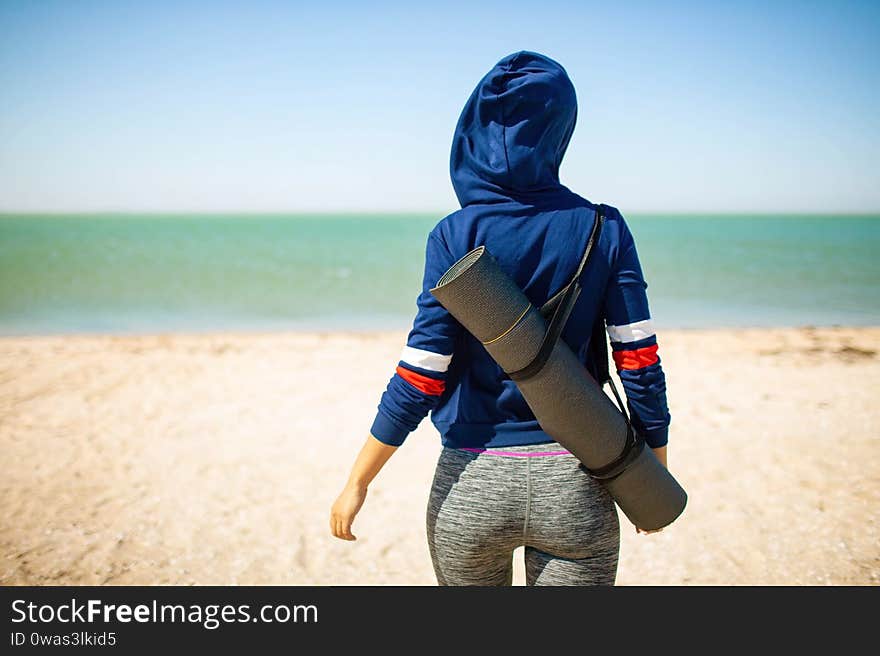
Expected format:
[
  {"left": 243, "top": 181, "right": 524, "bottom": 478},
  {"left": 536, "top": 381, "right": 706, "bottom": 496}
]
[
  {"left": 652, "top": 445, "right": 667, "bottom": 468},
  {"left": 330, "top": 434, "right": 398, "bottom": 541}
]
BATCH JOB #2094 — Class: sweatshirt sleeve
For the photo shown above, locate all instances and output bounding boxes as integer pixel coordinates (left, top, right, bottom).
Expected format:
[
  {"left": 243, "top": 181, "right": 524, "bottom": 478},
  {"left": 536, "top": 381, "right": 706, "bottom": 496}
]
[
  {"left": 602, "top": 213, "right": 671, "bottom": 448},
  {"left": 369, "top": 229, "right": 462, "bottom": 446}
]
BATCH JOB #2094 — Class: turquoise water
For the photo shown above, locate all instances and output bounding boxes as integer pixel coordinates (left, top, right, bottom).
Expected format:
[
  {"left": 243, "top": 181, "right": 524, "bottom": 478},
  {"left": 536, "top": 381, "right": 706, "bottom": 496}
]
[{"left": 0, "top": 213, "right": 878, "bottom": 334}]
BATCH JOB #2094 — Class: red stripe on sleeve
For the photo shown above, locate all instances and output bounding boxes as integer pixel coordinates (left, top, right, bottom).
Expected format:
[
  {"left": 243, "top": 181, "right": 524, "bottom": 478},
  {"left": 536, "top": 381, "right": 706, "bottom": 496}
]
[
  {"left": 612, "top": 344, "right": 660, "bottom": 371},
  {"left": 396, "top": 365, "right": 446, "bottom": 396}
]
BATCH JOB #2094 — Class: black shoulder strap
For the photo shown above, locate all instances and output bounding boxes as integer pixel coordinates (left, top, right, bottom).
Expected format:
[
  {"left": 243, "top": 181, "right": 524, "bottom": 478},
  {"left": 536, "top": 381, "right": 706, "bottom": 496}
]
[
  {"left": 505, "top": 203, "right": 644, "bottom": 480},
  {"left": 584, "top": 206, "right": 628, "bottom": 418},
  {"left": 590, "top": 317, "right": 630, "bottom": 426},
  {"left": 591, "top": 310, "right": 611, "bottom": 384},
  {"left": 508, "top": 206, "right": 604, "bottom": 382}
]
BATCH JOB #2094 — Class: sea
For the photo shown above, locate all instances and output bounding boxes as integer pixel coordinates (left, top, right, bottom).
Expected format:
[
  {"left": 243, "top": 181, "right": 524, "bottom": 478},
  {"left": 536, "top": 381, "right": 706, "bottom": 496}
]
[{"left": 0, "top": 213, "right": 878, "bottom": 335}]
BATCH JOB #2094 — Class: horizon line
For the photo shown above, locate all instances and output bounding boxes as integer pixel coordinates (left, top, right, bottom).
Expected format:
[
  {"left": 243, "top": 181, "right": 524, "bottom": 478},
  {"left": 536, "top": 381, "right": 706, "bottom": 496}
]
[{"left": 2, "top": 209, "right": 880, "bottom": 217}]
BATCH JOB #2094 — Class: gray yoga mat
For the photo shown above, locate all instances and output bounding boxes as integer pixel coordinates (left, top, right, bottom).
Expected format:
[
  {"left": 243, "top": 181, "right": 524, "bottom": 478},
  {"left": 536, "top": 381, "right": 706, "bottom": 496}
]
[{"left": 430, "top": 246, "right": 687, "bottom": 531}]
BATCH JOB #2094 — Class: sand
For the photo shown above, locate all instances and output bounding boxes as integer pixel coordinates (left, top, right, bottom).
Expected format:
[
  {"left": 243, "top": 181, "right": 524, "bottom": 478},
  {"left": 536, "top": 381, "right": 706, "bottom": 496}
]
[{"left": 1, "top": 327, "right": 878, "bottom": 585}]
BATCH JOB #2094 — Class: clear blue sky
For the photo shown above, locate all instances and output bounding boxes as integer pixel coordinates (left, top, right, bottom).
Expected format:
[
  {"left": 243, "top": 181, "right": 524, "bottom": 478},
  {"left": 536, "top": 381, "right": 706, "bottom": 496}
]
[{"left": 1, "top": 0, "right": 878, "bottom": 213}]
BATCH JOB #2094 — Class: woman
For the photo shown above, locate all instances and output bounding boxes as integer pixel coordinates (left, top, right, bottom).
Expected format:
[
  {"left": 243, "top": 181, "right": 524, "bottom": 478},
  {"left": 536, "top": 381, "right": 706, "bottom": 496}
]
[{"left": 330, "top": 51, "right": 671, "bottom": 586}]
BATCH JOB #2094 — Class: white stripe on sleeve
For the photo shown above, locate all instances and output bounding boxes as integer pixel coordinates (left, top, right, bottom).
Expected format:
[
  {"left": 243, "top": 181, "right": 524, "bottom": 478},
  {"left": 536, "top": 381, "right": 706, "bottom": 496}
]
[
  {"left": 606, "top": 319, "right": 655, "bottom": 343},
  {"left": 399, "top": 346, "right": 453, "bottom": 372}
]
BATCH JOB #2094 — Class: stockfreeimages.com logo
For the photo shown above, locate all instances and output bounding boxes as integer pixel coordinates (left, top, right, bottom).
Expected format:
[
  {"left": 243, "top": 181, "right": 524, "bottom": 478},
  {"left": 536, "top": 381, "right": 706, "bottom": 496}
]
[{"left": 11, "top": 598, "right": 318, "bottom": 631}]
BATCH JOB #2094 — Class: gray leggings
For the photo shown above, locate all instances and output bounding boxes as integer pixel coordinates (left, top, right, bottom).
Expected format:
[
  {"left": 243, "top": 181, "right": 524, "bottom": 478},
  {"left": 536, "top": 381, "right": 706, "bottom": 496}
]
[{"left": 427, "top": 442, "right": 620, "bottom": 586}]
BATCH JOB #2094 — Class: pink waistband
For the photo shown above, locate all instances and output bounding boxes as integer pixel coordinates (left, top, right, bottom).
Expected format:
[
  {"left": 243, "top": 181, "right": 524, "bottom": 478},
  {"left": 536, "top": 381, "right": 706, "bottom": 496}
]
[{"left": 459, "top": 447, "right": 571, "bottom": 458}]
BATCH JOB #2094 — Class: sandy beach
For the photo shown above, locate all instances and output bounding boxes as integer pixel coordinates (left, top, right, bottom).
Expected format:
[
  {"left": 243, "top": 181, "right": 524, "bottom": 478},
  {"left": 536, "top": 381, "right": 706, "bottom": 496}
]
[{"left": 1, "top": 327, "right": 878, "bottom": 585}]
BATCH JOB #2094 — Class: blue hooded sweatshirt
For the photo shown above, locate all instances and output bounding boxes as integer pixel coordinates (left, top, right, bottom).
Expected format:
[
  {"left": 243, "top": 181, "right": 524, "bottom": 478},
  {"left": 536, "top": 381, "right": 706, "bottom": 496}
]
[{"left": 370, "top": 51, "right": 671, "bottom": 450}]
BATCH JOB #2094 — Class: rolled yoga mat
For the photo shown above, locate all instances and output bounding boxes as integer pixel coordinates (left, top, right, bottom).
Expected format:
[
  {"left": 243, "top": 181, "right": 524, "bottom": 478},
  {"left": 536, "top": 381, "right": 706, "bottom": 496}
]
[{"left": 430, "top": 246, "right": 687, "bottom": 531}]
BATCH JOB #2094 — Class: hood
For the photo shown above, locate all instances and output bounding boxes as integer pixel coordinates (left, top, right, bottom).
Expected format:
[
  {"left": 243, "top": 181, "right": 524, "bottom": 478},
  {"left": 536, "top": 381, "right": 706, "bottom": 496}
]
[{"left": 450, "top": 51, "right": 578, "bottom": 207}]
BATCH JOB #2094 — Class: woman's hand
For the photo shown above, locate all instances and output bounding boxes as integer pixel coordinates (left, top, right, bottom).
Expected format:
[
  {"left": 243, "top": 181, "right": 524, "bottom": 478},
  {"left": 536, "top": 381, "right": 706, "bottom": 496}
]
[
  {"left": 329, "top": 434, "right": 399, "bottom": 541},
  {"left": 636, "top": 445, "right": 668, "bottom": 535},
  {"left": 330, "top": 483, "right": 368, "bottom": 541}
]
